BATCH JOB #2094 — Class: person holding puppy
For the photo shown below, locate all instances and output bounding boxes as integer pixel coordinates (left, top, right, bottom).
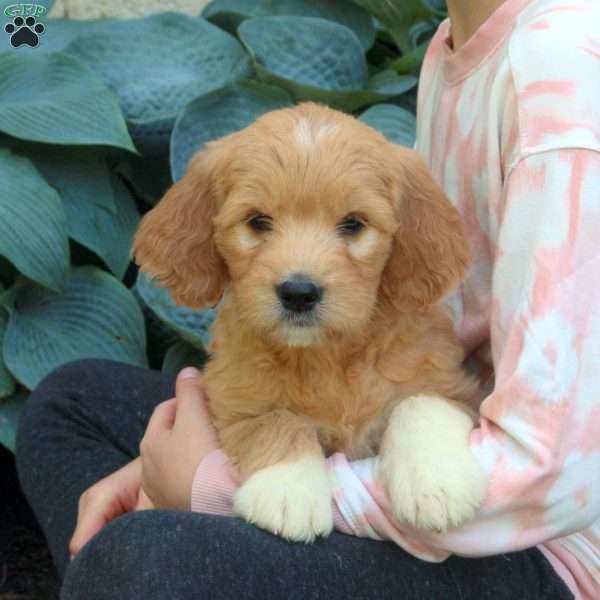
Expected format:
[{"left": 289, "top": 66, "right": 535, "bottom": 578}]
[{"left": 17, "top": 0, "right": 600, "bottom": 598}]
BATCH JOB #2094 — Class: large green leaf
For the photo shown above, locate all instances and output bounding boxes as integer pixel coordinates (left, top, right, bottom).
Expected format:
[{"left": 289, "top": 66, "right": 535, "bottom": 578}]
[
  {"left": 171, "top": 80, "right": 292, "bottom": 181},
  {"left": 0, "top": 135, "right": 137, "bottom": 277},
  {"left": 0, "top": 53, "right": 135, "bottom": 151},
  {"left": 0, "top": 148, "right": 69, "bottom": 292},
  {"left": 367, "top": 69, "right": 417, "bottom": 95},
  {"left": 1, "top": 267, "right": 147, "bottom": 389},
  {"left": 203, "top": 0, "right": 376, "bottom": 50},
  {"left": 65, "top": 174, "right": 139, "bottom": 279},
  {"left": 238, "top": 17, "right": 415, "bottom": 111},
  {"left": 66, "top": 13, "right": 253, "bottom": 148},
  {"left": 34, "top": 18, "right": 90, "bottom": 52},
  {"left": 32, "top": 149, "right": 140, "bottom": 278},
  {"left": 359, "top": 103, "right": 416, "bottom": 147},
  {"left": 240, "top": 16, "right": 367, "bottom": 90},
  {"left": 352, "top": 0, "right": 439, "bottom": 52},
  {"left": 0, "top": 392, "right": 26, "bottom": 453},
  {"left": 136, "top": 273, "right": 215, "bottom": 350},
  {"left": 247, "top": 65, "right": 415, "bottom": 112},
  {"left": 162, "top": 340, "right": 207, "bottom": 376},
  {"left": 0, "top": 305, "right": 16, "bottom": 399},
  {"left": 31, "top": 147, "right": 116, "bottom": 212}
]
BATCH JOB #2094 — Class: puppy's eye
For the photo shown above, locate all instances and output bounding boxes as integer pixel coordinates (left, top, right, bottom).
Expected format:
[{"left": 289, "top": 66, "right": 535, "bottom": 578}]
[
  {"left": 247, "top": 214, "right": 272, "bottom": 233},
  {"left": 337, "top": 215, "right": 365, "bottom": 236}
]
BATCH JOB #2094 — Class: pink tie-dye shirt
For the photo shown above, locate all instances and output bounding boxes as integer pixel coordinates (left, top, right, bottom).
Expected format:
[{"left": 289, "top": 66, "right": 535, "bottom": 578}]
[{"left": 190, "top": 1, "right": 600, "bottom": 598}]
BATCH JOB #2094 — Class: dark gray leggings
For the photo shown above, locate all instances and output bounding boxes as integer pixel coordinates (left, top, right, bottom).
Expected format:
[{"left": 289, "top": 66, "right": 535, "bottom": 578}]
[{"left": 16, "top": 359, "right": 574, "bottom": 600}]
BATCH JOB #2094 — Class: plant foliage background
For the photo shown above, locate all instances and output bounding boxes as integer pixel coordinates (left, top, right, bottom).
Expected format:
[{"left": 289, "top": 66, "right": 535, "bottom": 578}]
[{"left": 0, "top": 0, "right": 447, "bottom": 451}]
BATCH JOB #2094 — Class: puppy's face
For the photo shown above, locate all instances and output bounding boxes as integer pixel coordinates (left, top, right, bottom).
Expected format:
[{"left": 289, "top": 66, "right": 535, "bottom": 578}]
[
  {"left": 134, "top": 103, "right": 469, "bottom": 348},
  {"left": 213, "top": 119, "right": 398, "bottom": 346}
]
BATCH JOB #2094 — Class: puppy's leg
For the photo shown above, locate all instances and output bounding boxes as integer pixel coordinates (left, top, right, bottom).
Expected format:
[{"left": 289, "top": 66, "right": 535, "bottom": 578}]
[
  {"left": 221, "top": 411, "right": 332, "bottom": 543},
  {"left": 379, "top": 395, "right": 486, "bottom": 532}
]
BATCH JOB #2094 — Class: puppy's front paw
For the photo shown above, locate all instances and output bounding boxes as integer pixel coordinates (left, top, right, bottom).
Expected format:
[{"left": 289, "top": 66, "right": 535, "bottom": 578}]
[
  {"left": 233, "top": 458, "right": 333, "bottom": 543},
  {"left": 380, "top": 442, "right": 485, "bottom": 532},
  {"left": 379, "top": 395, "right": 486, "bottom": 532}
]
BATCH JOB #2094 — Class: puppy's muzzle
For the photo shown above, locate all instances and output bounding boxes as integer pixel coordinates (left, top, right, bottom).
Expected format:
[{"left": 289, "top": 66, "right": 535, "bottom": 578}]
[{"left": 276, "top": 274, "right": 323, "bottom": 314}]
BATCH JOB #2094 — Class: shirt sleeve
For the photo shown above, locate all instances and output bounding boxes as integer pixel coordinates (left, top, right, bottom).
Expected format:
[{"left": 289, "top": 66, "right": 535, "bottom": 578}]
[
  {"left": 191, "top": 148, "right": 600, "bottom": 560},
  {"left": 327, "top": 147, "right": 600, "bottom": 559},
  {"left": 190, "top": 449, "right": 353, "bottom": 535}
]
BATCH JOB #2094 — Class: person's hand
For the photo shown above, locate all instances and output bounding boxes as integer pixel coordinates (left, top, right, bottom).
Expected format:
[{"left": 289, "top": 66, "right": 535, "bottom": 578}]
[
  {"left": 139, "top": 367, "right": 220, "bottom": 510},
  {"left": 69, "top": 457, "right": 153, "bottom": 558}
]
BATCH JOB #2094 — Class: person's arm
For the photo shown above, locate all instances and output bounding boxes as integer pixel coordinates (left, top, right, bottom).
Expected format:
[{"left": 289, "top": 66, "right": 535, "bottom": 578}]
[{"left": 192, "top": 148, "right": 600, "bottom": 560}]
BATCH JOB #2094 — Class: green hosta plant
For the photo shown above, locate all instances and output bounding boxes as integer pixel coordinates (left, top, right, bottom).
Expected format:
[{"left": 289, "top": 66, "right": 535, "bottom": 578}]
[{"left": 0, "top": 0, "right": 446, "bottom": 451}]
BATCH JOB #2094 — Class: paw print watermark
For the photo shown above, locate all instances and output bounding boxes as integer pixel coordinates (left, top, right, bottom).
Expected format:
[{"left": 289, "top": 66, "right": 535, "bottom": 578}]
[
  {"left": 4, "top": 4, "right": 47, "bottom": 48},
  {"left": 5, "top": 16, "right": 45, "bottom": 47}
]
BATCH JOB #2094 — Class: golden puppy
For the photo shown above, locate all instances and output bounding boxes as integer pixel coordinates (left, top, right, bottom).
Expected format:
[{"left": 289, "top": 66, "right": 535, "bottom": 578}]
[{"left": 134, "top": 102, "right": 486, "bottom": 542}]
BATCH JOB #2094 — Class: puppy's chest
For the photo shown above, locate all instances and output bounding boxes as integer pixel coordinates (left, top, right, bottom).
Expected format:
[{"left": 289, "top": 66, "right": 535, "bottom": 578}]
[
  {"left": 205, "top": 308, "right": 453, "bottom": 457},
  {"left": 298, "top": 364, "right": 394, "bottom": 459},
  {"left": 225, "top": 352, "right": 395, "bottom": 458}
]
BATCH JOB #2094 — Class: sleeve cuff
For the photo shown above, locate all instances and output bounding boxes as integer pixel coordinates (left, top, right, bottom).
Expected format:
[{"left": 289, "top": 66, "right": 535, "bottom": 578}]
[
  {"left": 190, "top": 449, "right": 370, "bottom": 540},
  {"left": 190, "top": 449, "right": 239, "bottom": 516}
]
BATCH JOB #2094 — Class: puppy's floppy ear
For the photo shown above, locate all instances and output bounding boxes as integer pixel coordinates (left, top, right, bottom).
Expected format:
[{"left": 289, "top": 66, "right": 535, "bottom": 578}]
[
  {"left": 380, "top": 146, "right": 470, "bottom": 311},
  {"left": 133, "top": 146, "right": 228, "bottom": 309}
]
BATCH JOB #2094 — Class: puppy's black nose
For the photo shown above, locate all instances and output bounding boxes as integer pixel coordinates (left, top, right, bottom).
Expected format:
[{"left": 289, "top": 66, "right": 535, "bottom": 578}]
[{"left": 276, "top": 276, "right": 323, "bottom": 313}]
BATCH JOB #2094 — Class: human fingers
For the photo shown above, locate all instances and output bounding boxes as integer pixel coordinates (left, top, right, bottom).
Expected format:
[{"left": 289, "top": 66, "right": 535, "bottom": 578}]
[
  {"left": 173, "top": 368, "right": 214, "bottom": 432},
  {"left": 136, "top": 487, "right": 155, "bottom": 511},
  {"left": 141, "top": 397, "right": 177, "bottom": 442},
  {"left": 69, "top": 458, "right": 142, "bottom": 558}
]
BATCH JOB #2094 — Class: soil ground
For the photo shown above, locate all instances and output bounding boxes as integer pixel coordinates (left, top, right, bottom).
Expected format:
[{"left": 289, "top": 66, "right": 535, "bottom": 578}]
[{"left": 0, "top": 444, "right": 60, "bottom": 600}]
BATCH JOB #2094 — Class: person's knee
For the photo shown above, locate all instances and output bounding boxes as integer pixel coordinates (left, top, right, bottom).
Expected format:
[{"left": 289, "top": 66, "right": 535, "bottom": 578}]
[
  {"left": 33, "top": 359, "right": 122, "bottom": 400},
  {"left": 18, "top": 359, "right": 96, "bottom": 431},
  {"left": 61, "top": 512, "right": 270, "bottom": 600},
  {"left": 61, "top": 511, "right": 143, "bottom": 600},
  {"left": 16, "top": 360, "right": 112, "bottom": 473},
  {"left": 61, "top": 511, "right": 207, "bottom": 600}
]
